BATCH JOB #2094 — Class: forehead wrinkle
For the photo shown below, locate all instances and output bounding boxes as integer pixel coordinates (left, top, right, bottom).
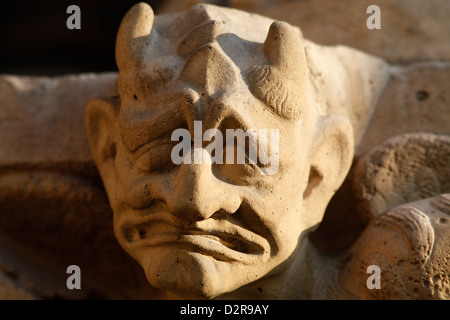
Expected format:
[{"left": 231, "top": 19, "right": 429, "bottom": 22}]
[{"left": 119, "top": 103, "right": 184, "bottom": 152}]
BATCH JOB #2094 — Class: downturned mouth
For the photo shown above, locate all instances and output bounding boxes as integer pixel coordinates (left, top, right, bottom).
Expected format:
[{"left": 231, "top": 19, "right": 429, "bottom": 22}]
[{"left": 120, "top": 218, "right": 268, "bottom": 262}]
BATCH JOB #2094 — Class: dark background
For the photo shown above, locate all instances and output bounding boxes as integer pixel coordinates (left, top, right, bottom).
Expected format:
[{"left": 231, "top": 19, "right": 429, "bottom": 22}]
[{"left": 0, "top": 1, "right": 165, "bottom": 75}]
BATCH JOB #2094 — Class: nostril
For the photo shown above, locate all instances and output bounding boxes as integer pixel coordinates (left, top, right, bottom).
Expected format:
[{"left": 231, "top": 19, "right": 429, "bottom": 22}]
[
  {"left": 209, "top": 208, "right": 234, "bottom": 219},
  {"left": 138, "top": 229, "right": 147, "bottom": 239},
  {"left": 122, "top": 228, "right": 135, "bottom": 243}
]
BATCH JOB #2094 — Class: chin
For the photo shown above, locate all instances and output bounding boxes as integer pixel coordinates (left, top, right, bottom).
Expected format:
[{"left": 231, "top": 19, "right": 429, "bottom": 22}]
[{"left": 139, "top": 247, "right": 265, "bottom": 299}]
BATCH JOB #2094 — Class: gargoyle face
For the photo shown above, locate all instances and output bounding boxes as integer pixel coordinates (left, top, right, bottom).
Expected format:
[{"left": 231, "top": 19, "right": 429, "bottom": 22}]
[{"left": 86, "top": 3, "right": 353, "bottom": 298}]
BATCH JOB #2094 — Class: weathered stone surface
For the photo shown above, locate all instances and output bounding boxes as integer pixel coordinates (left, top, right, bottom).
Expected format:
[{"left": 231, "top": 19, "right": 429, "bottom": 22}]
[
  {"left": 339, "top": 194, "right": 450, "bottom": 299},
  {"left": 0, "top": 2, "right": 448, "bottom": 300},
  {"left": 160, "top": 0, "right": 450, "bottom": 64},
  {"left": 0, "top": 73, "right": 158, "bottom": 299},
  {"left": 86, "top": 3, "right": 449, "bottom": 299},
  {"left": 0, "top": 73, "right": 117, "bottom": 165},
  {"left": 313, "top": 63, "right": 450, "bottom": 255},
  {"left": 357, "top": 63, "right": 450, "bottom": 156},
  {"left": 354, "top": 133, "right": 450, "bottom": 218},
  {"left": 88, "top": 2, "right": 387, "bottom": 299},
  {"left": 253, "top": 0, "right": 450, "bottom": 64}
]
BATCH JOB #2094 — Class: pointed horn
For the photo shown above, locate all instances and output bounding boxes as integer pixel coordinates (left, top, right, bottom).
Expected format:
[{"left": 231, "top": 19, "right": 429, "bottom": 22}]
[
  {"left": 263, "top": 21, "right": 305, "bottom": 74},
  {"left": 116, "top": 2, "right": 154, "bottom": 71},
  {"left": 248, "top": 21, "right": 307, "bottom": 120}
]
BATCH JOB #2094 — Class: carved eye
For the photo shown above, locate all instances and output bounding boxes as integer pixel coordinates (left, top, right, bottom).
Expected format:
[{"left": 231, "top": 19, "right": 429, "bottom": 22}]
[
  {"left": 134, "top": 142, "right": 176, "bottom": 174},
  {"left": 212, "top": 141, "right": 263, "bottom": 186}
]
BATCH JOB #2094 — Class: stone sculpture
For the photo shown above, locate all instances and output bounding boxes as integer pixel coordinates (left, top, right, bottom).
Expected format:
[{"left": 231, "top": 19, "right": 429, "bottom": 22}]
[
  {"left": 84, "top": 3, "right": 449, "bottom": 299},
  {"left": 340, "top": 194, "right": 450, "bottom": 299},
  {"left": 0, "top": 2, "right": 448, "bottom": 300}
]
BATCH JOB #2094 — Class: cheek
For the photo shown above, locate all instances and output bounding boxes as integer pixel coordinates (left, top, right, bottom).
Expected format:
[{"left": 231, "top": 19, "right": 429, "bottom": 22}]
[
  {"left": 113, "top": 147, "right": 153, "bottom": 209},
  {"left": 244, "top": 178, "right": 306, "bottom": 261},
  {"left": 267, "top": 197, "right": 306, "bottom": 251},
  {"left": 280, "top": 126, "right": 310, "bottom": 182},
  {"left": 270, "top": 147, "right": 310, "bottom": 203},
  {"left": 258, "top": 156, "right": 309, "bottom": 257}
]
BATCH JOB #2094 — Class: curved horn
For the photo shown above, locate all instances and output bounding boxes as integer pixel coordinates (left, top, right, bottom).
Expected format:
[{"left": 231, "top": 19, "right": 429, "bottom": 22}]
[{"left": 116, "top": 2, "right": 154, "bottom": 71}]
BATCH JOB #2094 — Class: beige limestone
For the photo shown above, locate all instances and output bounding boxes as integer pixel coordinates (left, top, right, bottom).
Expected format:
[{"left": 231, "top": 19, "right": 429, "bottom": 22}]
[
  {"left": 357, "top": 63, "right": 450, "bottom": 156},
  {"left": 0, "top": 2, "right": 448, "bottom": 300},
  {"left": 354, "top": 133, "right": 450, "bottom": 219},
  {"left": 332, "top": 133, "right": 450, "bottom": 299},
  {"left": 85, "top": 3, "right": 431, "bottom": 299},
  {"left": 0, "top": 73, "right": 117, "bottom": 165},
  {"left": 0, "top": 74, "right": 157, "bottom": 299},
  {"left": 160, "top": 0, "right": 450, "bottom": 64},
  {"left": 87, "top": 3, "right": 360, "bottom": 299},
  {"left": 339, "top": 194, "right": 450, "bottom": 299}
]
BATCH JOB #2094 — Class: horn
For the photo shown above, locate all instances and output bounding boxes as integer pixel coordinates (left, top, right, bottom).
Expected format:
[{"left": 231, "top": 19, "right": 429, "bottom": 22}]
[
  {"left": 116, "top": 2, "right": 154, "bottom": 71},
  {"left": 263, "top": 21, "right": 305, "bottom": 75},
  {"left": 248, "top": 21, "right": 307, "bottom": 120}
]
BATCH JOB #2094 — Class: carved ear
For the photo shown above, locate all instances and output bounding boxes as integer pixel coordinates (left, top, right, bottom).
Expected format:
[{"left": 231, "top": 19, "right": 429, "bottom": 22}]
[
  {"left": 303, "top": 115, "right": 354, "bottom": 225},
  {"left": 85, "top": 97, "right": 120, "bottom": 193}
]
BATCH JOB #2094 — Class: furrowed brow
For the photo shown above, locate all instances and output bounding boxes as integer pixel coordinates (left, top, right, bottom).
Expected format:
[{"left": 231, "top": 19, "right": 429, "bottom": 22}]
[{"left": 119, "top": 105, "right": 184, "bottom": 152}]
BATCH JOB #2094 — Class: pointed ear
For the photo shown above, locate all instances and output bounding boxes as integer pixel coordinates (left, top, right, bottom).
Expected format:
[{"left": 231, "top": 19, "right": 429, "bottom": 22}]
[
  {"left": 303, "top": 115, "right": 354, "bottom": 227},
  {"left": 85, "top": 97, "right": 120, "bottom": 195}
]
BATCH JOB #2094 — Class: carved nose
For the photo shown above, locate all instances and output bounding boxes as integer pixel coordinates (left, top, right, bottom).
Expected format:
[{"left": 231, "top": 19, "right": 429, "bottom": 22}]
[{"left": 168, "top": 149, "right": 241, "bottom": 222}]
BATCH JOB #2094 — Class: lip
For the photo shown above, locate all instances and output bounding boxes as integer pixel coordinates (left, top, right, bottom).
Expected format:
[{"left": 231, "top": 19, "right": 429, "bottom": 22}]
[{"left": 120, "top": 215, "right": 269, "bottom": 262}]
